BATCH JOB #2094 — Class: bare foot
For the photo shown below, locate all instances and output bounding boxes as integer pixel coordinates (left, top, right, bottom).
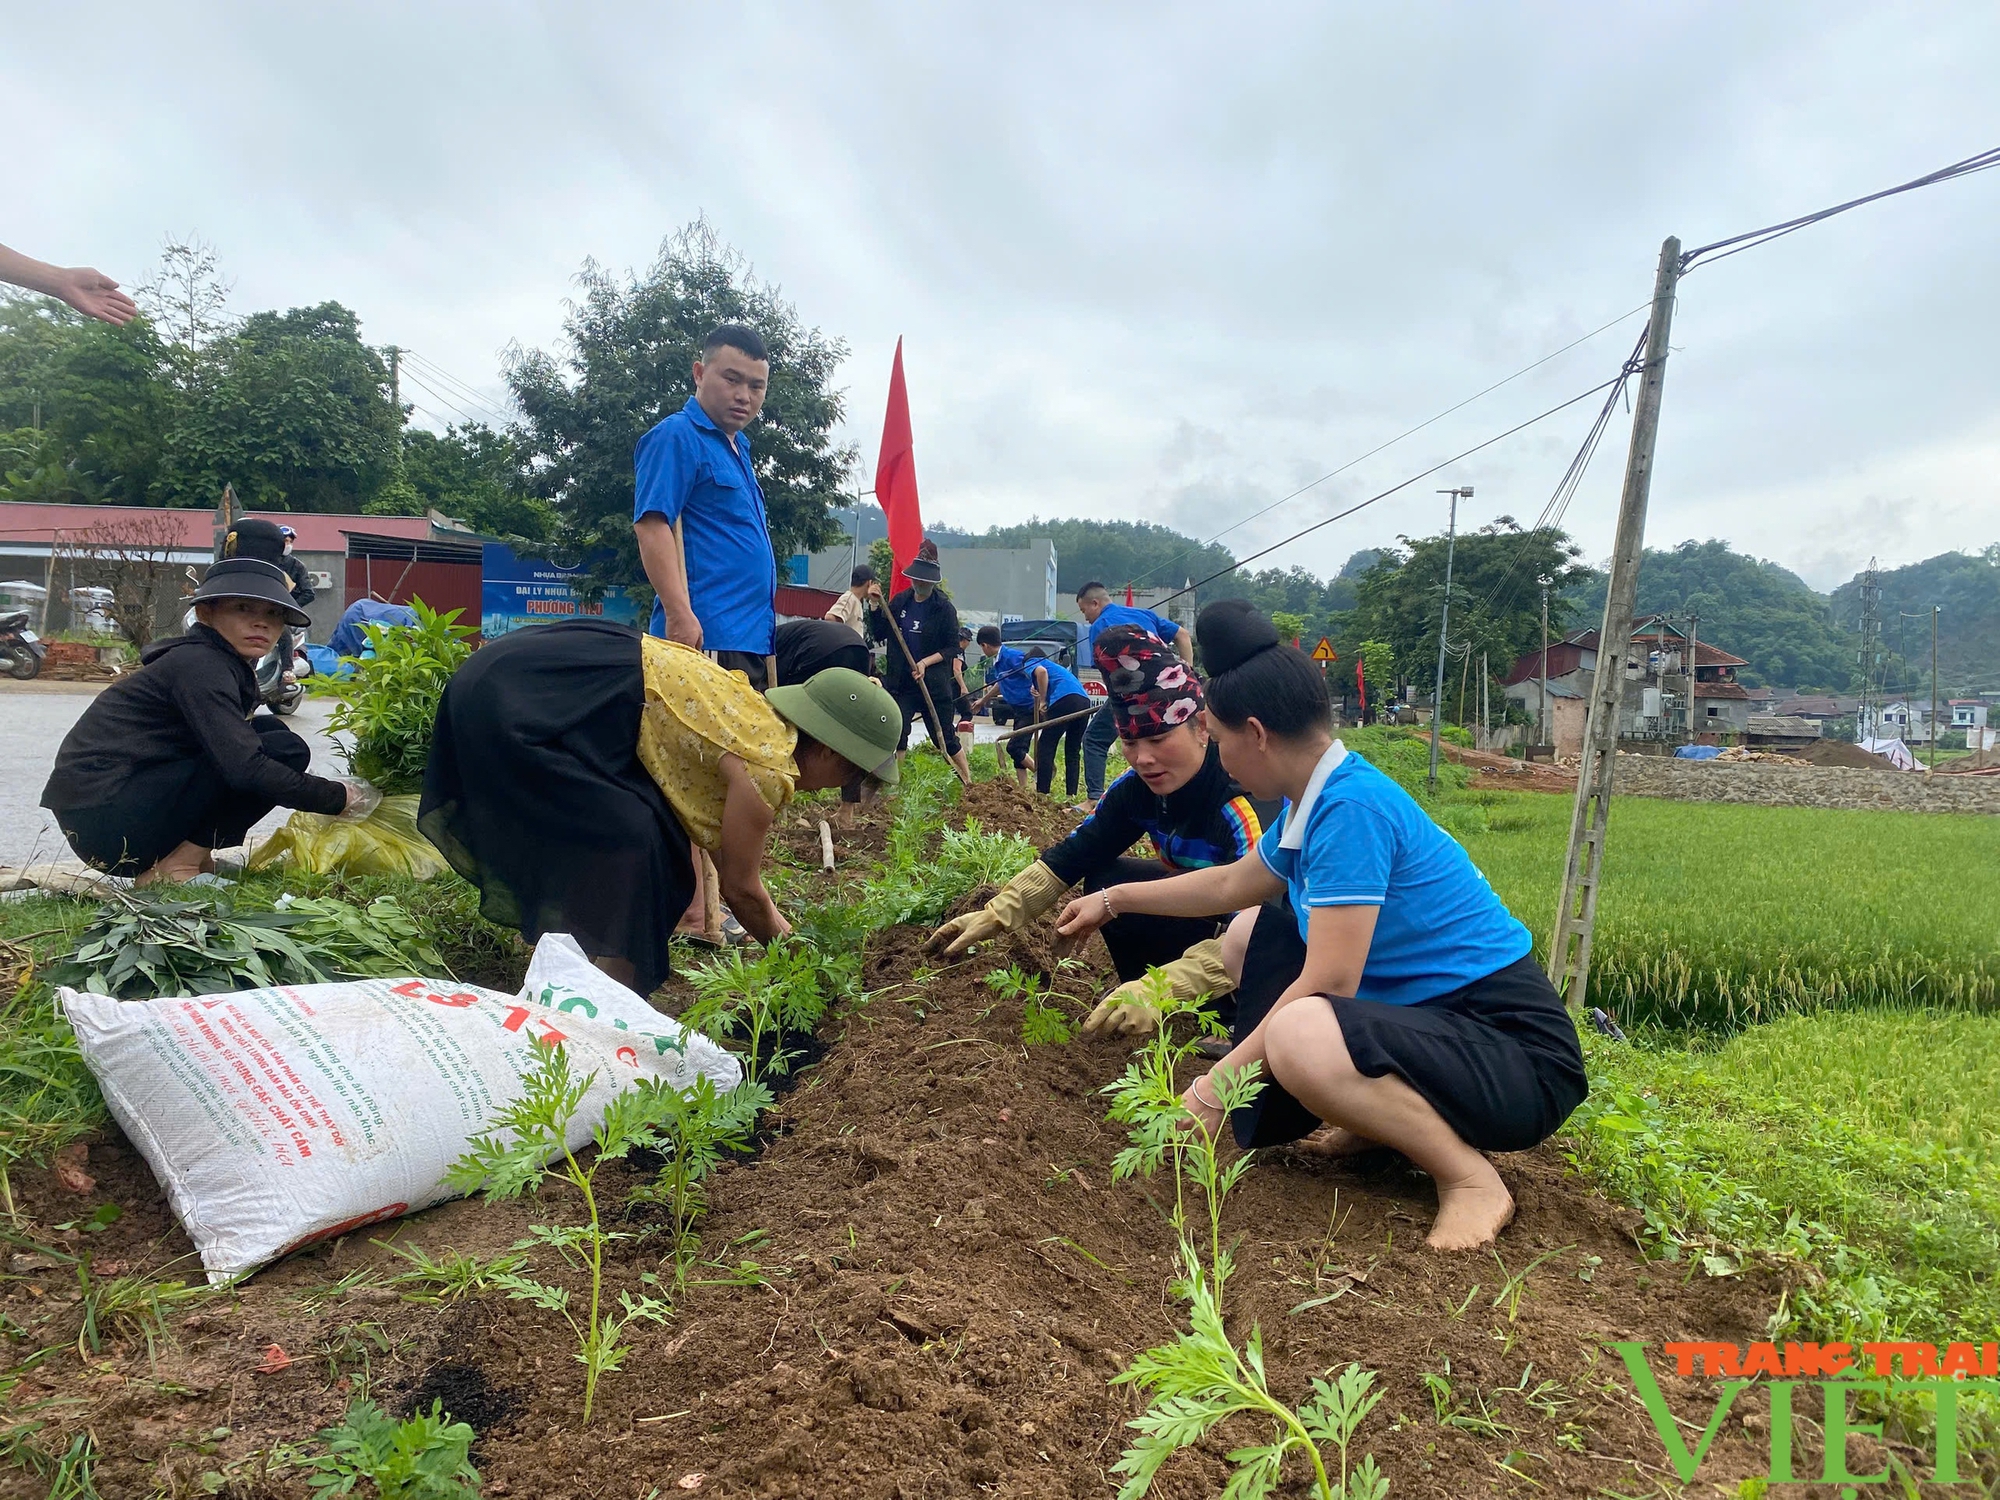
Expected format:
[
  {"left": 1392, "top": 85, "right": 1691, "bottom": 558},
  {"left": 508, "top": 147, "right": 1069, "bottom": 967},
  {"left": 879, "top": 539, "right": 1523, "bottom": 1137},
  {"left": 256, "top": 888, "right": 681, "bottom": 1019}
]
[
  {"left": 1426, "top": 1164, "right": 1516, "bottom": 1251},
  {"left": 1293, "top": 1126, "right": 1386, "bottom": 1159}
]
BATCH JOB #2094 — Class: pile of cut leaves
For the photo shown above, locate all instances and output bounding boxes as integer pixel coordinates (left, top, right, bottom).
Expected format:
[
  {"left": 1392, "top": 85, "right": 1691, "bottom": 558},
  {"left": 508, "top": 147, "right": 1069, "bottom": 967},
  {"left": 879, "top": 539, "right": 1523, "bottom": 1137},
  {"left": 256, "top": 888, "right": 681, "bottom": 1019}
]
[{"left": 46, "top": 891, "right": 449, "bottom": 999}]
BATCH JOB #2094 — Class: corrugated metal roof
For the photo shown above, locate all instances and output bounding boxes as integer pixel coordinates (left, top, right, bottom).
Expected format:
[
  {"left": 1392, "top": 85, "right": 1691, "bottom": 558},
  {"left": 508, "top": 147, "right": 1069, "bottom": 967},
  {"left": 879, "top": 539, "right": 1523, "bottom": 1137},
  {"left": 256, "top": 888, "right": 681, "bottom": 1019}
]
[{"left": 0, "top": 501, "right": 433, "bottom": 554}]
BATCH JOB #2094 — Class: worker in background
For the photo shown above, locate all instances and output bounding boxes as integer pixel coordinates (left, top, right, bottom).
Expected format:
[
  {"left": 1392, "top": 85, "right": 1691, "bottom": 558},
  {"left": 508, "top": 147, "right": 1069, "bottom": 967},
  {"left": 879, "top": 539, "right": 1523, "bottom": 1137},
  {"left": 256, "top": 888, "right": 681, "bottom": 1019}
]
[
  {"left": 1053, "top": 601, "right": 1587, "bottom": 1251},
  {"left": 969, "top": 626, "right": 1093, "bottom": 798},
  {"left": 824, "top": 564, "right": 879, "bottom": 639},
  {"left": 1075, "top": 582, "right": 1193, "bottom": 811},
  {"left": 869, "top": 539, "right": 972, "bottom": 782},
  {"left": 932, "top": 625, "right": 1274, "bottom": 1043},
  {"left": 632, "top": 324, "right": 778, "bottom": 687}
]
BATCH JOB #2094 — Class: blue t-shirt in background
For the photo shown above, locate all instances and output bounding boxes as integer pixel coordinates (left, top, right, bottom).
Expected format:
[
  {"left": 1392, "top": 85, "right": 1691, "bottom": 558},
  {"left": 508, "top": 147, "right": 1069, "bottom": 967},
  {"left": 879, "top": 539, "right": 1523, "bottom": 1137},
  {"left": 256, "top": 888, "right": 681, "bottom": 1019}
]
[
  {"left": 1085, "top": 604, "right": 1180, "bottom": 660},
  {"left": 634, "top": 396, "right": 777, "bottom": 654},
  {"left": 1255, "top": 743, "right": 1530, "bottom": 1005},
  {"left": 990, "top": 646, "right": 1086, "bottom": 708}
]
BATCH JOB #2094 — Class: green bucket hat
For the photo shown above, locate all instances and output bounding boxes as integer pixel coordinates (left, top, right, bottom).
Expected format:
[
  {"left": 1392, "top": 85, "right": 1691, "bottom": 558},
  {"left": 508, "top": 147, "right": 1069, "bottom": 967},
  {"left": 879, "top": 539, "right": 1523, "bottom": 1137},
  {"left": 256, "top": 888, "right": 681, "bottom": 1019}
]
[{"left": 768, "top": 667, "right": 903, "bottom": 786}]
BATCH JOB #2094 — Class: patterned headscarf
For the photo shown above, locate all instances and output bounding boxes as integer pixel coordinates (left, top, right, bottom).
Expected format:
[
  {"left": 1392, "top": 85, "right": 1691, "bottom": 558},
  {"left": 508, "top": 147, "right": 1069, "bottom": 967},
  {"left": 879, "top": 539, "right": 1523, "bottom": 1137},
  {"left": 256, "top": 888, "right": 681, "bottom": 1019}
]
[{"left": 1094, "top": 624, "right": 1202, "bottom": 739}]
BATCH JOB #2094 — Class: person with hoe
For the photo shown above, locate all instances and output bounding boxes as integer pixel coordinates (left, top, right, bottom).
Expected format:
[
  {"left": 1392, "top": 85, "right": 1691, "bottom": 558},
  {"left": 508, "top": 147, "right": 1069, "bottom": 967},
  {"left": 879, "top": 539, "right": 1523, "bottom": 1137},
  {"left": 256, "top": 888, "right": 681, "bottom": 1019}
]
[
  {"left": 868, "top": 538, "right": 971, "bottom": 782},
  {"left": 931, "top": 624, "right": 1273, "bottom": 1040},
  {"left": 1074, "top": 581, "right": 1192, "bottom": 811},
  {"left": 420, "top": 619, "right": 902, "bottom": 993},
  {"left": 1051, "top": 602, "right": 1586, "bottom": 1250},
  {"left": 967, "top": 626, "right": 1093, "bottom": 798},
  {"left": 42, "top": 519, "right": 359, "bottom": 884}
]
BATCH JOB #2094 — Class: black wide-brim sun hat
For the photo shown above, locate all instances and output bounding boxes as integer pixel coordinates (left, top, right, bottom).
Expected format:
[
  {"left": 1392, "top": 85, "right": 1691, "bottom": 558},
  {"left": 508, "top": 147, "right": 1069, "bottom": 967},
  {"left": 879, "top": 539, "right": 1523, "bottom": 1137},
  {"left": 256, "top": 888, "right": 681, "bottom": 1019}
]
[
  {"left": 901, "top": 557, "right": 943, "bottom": 583},
  {"left": 191, "top": 558, "right": 312, "bottom": 629}
]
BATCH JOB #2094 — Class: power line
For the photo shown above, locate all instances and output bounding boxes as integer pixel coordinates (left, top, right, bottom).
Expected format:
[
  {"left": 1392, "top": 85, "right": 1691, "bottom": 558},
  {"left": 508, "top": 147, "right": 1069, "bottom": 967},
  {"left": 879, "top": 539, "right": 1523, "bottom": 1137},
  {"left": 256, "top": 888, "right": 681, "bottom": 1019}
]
[
  {"left": 1679, "top": 145, "right": 2000, "bottom": 274},
  {"left": 400, "top": 368, "right": 498, "bottom": 430},
  {"left": 1159, "top": 367, "right": 1635, "bottom": 607},
  {"left": 402, "top": 350, "right": 515, "bottom": 424},
  {"left": 1128, "top": 303, "right": 1652, "bottom": 591}
]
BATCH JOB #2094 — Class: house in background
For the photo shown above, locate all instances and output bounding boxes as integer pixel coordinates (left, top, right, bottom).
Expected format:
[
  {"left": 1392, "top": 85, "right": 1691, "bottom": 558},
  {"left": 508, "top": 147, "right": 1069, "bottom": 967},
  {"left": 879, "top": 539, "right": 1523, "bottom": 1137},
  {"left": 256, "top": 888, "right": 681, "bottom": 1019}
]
[
  {"left": 1860, "top": 700, "right": 1938, "bottom": 745},
  {"left": 1501, "top": 614, "right": 1756, "bottom": 746}
]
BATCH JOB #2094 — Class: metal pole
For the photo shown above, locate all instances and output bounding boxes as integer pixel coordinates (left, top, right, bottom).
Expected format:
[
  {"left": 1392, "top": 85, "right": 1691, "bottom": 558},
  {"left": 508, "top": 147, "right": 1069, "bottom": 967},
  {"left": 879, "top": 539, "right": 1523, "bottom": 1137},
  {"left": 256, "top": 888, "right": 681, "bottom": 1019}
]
[
  {"left": 1426, "top": 486, "right": 1467, "bottom": 789},
  {"left": 1549, "top": 236, "right": 1681, "bottom": 1010},
  {"left": 1480, "top": 651, "right": 1488, "bottom": 750}
]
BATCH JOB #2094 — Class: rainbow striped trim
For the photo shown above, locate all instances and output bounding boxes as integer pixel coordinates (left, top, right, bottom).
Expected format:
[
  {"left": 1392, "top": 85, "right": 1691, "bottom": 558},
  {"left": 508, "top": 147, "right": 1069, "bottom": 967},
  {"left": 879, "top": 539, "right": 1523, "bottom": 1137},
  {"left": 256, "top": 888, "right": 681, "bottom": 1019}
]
[{"left": 1221, "top": 796, "right": 1263, "bottom": 858}]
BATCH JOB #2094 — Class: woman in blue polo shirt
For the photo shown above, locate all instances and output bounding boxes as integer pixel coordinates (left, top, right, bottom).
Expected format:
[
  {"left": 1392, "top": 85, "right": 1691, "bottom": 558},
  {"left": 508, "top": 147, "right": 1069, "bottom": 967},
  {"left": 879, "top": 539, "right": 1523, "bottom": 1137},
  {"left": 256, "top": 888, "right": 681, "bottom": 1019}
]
[
  {"left": 1055, "top": 600, "right": 1586, "bottom": 1251},
  {"left": 970, "top": 627, "right": 1094, "bottom": 796}
]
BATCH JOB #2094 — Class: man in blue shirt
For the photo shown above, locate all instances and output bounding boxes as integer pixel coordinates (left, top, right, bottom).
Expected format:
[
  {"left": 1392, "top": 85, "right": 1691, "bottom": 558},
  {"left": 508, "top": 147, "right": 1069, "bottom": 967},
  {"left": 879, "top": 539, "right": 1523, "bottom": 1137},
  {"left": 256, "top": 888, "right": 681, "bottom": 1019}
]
[
  {"left": 633, "top": 324, "right": 779, "bottom": 688},
  {"left": 1075, "top": 581, "right": 1193, "bottom": 807}
]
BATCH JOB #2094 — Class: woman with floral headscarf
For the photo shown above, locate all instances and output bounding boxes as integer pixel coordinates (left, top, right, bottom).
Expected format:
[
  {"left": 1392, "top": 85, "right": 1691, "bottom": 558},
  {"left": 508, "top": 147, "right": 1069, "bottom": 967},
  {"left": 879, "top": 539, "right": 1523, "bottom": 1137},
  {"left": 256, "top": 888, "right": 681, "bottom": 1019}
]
[{"left": 929, "top": 624, "right": 1279, "bottom": 1039}]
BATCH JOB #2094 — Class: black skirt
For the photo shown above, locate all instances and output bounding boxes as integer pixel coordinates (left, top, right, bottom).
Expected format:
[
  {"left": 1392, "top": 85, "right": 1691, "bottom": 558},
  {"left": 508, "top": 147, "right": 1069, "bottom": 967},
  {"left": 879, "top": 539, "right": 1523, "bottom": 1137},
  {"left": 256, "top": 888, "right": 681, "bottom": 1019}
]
[
  {"left": 418, "top": 620, "right": 694, "bottom": 995},
  {"left": 1228, "top": 900, "right": 1587, "bottom": 1154}
]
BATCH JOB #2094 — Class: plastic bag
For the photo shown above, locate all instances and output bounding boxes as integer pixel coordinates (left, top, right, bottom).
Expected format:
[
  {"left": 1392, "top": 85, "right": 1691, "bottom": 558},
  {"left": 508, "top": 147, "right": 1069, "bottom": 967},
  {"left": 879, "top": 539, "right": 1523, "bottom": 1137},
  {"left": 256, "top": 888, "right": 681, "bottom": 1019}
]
[
  {"left": 248, "top": 793, "right": 445, "bottom": 880},
  {"left": 60, "top": 933, "right": 742, "bottom": 1282}
]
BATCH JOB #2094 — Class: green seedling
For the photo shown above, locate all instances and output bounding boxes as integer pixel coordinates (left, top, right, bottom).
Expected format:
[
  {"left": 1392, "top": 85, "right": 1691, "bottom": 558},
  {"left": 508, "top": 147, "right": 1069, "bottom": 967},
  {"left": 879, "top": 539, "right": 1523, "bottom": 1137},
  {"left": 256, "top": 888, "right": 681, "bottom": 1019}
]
[
  {"left": 296, "top": 1267, "right": 386, "bottom": 1314},
  {"left": 626, "top": 1073, "right": 770, "bottom": 1290},
  {"left": 447, "top": 1043, "right": 695, "bottom": 1424},
  {"left": 1490, "top": 1243, "right": 1571, "bottom": 1322},
  {"left": 306, "top": 1397, "right": 478, "bottom": 1499},
  {"left": 317, "top": 1321, "right": 405, "bottom": 1396},
  {"left": 375, "top": 1241, "right": 529, "bottom": 1305},
  {"left": 985, "top": 965, "right": 1074, "bottom": 1045},
  {"left": 1102, "top": 976, "right": 1390, "bottom": 1499}
]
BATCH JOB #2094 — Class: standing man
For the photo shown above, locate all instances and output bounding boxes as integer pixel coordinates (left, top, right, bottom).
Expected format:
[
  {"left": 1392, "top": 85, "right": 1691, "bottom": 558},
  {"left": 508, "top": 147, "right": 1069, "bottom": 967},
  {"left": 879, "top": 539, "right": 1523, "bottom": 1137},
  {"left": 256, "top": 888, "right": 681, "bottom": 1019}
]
[
  {"left": 633, "top": 324, "right": 778, "bottom": 688},
  {"left": 824, "top": 563, "right": 880, "bottom": 639},
  {"left": 1075, "top": 581, "right": 1193, "bottom": 809}
]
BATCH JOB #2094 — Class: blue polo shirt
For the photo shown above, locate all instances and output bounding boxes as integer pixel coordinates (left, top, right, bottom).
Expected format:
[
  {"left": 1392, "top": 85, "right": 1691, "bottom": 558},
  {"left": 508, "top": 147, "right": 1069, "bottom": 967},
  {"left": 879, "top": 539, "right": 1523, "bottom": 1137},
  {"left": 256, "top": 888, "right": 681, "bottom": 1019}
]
[
  {"left": 1255, "top": 742, "right": 1530, "bottom": 1006},
  {"left": 634, "top": 397, "right": 776, "bottom": 654},
  {"left": 989, "top": 647, "right": 1086, "bottom": 709},
  {"left": 1085, "top": 603, "right": 1180, "bottom": 662}
]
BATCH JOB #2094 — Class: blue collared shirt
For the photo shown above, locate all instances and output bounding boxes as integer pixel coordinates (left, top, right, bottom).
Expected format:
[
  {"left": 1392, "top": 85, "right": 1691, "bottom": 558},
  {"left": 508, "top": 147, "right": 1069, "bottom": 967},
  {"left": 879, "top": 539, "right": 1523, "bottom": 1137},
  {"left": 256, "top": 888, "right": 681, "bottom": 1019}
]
[
  {"left": 989, "top": 646, "right": 1086, "bottom": 708},
  {"left": 634, "top": 397, "right": 777, "bottom": 654},
  {"left": 1085, "top": 603, "right": 1180, "bottom": 661}
]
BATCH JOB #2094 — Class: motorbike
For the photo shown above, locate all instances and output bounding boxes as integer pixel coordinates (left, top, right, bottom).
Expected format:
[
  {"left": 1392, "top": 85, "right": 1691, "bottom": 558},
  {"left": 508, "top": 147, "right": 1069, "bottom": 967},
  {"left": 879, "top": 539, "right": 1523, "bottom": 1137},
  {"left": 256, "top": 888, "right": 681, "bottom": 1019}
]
[{"left": 1, "top": 611, "right": 46, "bottom": 680}]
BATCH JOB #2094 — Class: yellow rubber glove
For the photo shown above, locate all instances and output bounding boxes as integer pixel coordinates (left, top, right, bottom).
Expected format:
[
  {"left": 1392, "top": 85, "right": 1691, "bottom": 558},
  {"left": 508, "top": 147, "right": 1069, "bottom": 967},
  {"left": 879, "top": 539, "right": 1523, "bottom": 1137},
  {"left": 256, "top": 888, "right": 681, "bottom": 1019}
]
[
  {"left": 1081, "top": 938, "right": 1234, "bottom": 1038},
  {"left": 926, "top": 860, "right": 1071, "bottom": 955}
]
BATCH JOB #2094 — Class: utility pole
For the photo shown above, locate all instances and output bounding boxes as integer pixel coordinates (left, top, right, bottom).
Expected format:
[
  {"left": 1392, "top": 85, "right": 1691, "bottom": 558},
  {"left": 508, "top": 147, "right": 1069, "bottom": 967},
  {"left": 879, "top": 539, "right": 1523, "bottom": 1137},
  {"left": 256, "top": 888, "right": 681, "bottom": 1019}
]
[
  {"left": 386, "top": 346, "right": 402, "bottom": 415},
  {"left": 1426, "top": 485, "right": 1473, "bottom": 789},
  {"left": 1685, "top": 611, "right": 1699, "bottom": 743},
  {"left": 1930, "top": 604, "right": 1940, "bottom": 770},
  {"left": 1549, "top": 236, "right": 1681, "bottom": 1010},
  {"left": 1480, "top": 650, "right": 1489, "bottom": 750},
  {"left": 1856, "top": 559, "right": 1880, "bottom": 744},
  {"left": 1539, "top": 582, "right": 1550, "bottom": 751}
]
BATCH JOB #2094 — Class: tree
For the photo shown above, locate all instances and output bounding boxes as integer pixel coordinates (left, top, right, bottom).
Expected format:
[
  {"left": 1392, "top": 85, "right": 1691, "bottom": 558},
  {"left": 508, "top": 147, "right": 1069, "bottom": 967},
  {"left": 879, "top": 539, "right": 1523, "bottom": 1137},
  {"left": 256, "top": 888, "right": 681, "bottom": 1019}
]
[
  {"left": 396, "top": 423, "right": 555, "bottom": 540},
  {"left": 505, "top": 218, "right": 852, "bottom": 584},
  {"left": 161, "top": 302, "right": 401, "bottom": 511},
  {"left": 136, "top": 235, "right": 234, "bottom": 398},
  {"left": 1350, "top": 519, "right": 1591, "bottom": 719},
  {"left": 1828, "top": 547, "right": 2000, "bottom": 695},
  {"left": 60, "top": 510, "right": 188, "bottom": 646},
  {"left": 0, "top": 295, "right": 171, "bottom": 505},
  {"left": 1566, "top": 539, "right": 1856, "bottom": 690}
]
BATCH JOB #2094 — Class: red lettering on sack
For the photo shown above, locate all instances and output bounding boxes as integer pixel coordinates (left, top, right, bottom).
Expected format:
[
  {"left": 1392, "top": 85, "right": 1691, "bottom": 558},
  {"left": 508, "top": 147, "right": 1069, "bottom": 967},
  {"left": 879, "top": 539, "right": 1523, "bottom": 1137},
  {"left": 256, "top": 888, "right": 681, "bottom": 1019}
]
[{"left": 274, "top": 1203, "right": 409, "bottom": 1258}]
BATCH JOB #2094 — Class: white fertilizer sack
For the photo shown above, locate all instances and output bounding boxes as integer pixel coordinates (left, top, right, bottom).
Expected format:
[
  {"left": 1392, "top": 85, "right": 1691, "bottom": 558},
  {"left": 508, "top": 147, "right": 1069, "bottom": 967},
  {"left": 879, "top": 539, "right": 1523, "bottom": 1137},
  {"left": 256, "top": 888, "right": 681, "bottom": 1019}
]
[{"left": 60, "top": 934, "right": 740, "bottom": 1282}]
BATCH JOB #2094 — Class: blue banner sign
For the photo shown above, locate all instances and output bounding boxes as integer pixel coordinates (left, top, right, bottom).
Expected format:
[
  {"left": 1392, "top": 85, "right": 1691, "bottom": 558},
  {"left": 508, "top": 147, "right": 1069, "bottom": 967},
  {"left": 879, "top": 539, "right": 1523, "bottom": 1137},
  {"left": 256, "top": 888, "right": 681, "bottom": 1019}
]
[{"left": 481, "top": 545, "right": 642, "bottom": 638}]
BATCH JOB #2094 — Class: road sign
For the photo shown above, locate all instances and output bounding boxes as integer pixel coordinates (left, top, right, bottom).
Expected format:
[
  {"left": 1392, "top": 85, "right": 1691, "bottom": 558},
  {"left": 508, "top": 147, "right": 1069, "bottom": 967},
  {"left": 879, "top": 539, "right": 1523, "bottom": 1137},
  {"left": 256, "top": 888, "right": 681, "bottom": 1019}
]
[{"left": 1310, "top": 637, "right": 1337, "bottom": 662}]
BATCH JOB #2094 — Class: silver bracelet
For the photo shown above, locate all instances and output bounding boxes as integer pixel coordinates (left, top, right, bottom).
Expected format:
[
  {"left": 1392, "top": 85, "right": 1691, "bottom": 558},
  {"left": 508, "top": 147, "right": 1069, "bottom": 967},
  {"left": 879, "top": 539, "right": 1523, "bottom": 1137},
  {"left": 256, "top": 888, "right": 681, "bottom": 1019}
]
[
  {"left": 1101, "top": 889, "right": 1115, "bottom": 923},
  {"left": 1190, "top": 1073, "right": 1223, "bottom": 1112}
]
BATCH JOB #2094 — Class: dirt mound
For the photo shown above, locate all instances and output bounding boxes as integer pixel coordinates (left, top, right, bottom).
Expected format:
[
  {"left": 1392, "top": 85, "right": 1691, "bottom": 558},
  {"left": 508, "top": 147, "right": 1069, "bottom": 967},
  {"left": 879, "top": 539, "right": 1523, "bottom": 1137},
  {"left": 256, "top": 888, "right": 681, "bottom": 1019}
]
[
  {"left": 4, "top": 918, "right": 1806, "bottom": 1498},
  {"left": 1445, "top": 743, "right": 1576, "bottom": 794},
  {"left": 955, "top": 774, "right": 1082, "bottom": 846},
  {"left": 1797, "top": 738, "right": 1899, "bottom": 770}
]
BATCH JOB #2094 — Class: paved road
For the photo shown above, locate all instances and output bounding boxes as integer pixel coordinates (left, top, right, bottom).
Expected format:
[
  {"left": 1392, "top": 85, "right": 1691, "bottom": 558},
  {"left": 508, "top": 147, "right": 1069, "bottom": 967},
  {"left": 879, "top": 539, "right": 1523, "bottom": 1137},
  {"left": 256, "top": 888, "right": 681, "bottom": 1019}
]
[{"left": 0, "top": 684, "right": 345, "bottom": 870}]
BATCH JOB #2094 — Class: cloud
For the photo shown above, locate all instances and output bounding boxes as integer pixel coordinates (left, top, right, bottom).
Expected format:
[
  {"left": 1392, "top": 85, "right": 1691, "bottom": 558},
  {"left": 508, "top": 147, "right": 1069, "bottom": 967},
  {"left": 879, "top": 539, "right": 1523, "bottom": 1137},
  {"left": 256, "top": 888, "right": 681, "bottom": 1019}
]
[{"left": 4, "top": 0, "right": 1996, "bottom": 592}]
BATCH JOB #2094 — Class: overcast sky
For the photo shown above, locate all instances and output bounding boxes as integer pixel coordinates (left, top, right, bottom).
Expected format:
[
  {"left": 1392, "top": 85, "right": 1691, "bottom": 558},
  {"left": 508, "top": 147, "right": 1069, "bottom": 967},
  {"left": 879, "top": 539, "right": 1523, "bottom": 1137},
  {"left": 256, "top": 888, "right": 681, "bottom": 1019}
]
[{"left": 9, "top": 2, "right": 1997, "bottom": 590}]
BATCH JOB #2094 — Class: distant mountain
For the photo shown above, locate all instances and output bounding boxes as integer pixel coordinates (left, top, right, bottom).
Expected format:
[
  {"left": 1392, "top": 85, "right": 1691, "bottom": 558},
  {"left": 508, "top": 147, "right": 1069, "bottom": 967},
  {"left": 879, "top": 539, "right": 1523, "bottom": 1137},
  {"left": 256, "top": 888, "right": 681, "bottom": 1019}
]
[{"left": 1827, "top": 547, "right": 2000, "bottom": 694}]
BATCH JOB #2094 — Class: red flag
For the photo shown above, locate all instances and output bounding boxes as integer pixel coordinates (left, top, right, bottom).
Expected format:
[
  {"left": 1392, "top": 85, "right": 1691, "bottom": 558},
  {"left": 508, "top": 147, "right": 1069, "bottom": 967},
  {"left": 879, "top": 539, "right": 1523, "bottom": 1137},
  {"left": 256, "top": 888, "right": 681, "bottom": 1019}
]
[
  {"left": 1124, "top": 583, "right": 1134, "bottom": 606},
  {"left": 1356, "top": 657, "right": 1367, "bottom": 712},
  {"left": 876, "top": 338, "right": 922, "bottom": 593}
]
